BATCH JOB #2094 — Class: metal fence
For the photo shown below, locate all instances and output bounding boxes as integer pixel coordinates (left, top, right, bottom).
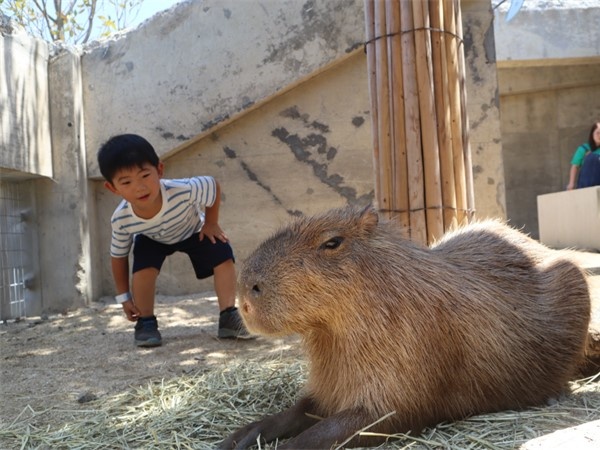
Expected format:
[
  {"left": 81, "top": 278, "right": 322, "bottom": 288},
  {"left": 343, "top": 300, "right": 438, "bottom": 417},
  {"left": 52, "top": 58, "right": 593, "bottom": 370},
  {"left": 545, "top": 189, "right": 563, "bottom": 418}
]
[{"left": 0, "top": 181, "right": 29, "bottom": 319}]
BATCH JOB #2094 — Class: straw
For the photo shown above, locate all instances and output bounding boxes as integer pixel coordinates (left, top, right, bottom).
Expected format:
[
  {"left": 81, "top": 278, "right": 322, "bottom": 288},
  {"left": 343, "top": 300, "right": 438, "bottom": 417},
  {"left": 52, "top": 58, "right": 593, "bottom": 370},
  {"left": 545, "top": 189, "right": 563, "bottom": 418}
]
[{"left": 1, "top": 358, "right": 598, "bottom": 450}]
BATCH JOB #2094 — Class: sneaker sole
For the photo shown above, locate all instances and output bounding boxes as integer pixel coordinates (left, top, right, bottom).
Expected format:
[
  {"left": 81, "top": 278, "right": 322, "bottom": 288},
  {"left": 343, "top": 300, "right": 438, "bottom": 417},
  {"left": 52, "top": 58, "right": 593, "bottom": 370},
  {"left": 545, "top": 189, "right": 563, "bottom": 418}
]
[
  {"left": 135, "top": 338, "right": 162, "bottom": 347},
  {"left": 218, "top": 329, "right": 256, "bottom": 340}
]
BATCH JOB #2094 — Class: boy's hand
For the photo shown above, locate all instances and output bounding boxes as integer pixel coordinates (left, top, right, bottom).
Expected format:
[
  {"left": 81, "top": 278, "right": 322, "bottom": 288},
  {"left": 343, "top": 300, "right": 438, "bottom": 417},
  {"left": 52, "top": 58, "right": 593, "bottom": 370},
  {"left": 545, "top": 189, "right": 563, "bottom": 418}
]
[
  {"left": 122, "top": 300, "right": 140, "bottom": 322},
  {"left": 200, "top": 222, "right": 229, "bottom": 244}
]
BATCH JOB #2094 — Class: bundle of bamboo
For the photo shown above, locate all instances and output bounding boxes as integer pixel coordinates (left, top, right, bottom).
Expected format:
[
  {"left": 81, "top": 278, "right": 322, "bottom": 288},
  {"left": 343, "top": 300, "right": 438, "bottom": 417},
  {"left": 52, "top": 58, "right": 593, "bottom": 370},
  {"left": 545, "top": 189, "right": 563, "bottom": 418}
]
[{"left": 365, "top": 0, "right": 475, "bottom": 245}]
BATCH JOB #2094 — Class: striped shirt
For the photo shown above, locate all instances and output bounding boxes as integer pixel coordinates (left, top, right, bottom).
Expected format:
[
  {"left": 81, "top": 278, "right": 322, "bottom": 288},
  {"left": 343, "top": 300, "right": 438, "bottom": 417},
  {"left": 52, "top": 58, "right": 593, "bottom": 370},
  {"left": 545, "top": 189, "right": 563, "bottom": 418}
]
[{"left": 109, "top": 177, "right": 217, "bottom": 258}]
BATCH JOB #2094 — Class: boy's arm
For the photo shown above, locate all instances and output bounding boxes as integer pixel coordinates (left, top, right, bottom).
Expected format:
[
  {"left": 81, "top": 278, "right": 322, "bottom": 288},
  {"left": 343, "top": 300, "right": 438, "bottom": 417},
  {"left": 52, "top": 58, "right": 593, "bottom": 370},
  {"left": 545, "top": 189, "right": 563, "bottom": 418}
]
[
  {"left": 111, "top": 256, "right": 140, "bottom": 321},
  {"left": 200, "top": 179, "right": 228, "bottom": 243}
]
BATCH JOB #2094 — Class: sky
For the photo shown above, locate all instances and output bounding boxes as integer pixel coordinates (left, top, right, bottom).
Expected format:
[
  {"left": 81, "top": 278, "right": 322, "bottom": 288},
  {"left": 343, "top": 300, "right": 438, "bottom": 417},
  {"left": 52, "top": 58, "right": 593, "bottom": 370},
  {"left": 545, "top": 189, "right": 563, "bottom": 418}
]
[
  {"left": 81, "top": 0, "right": 184, "bottom": 42},
  {"left": 0, "top": 0, "right": 184, "bottom": 43},
  {"left": 126, "top": 0, "right": 183, "bottom": 30}
]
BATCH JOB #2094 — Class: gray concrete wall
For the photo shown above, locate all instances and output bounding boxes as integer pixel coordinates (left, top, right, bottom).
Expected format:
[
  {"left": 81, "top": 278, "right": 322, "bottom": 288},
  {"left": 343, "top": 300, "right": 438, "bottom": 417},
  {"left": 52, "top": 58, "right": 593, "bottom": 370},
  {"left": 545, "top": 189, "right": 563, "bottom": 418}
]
[
  {"left": 82, "top": 0, "right": 366, "bottom": 179},
  {"left": 498, "top": 62, "right": 600, "bottom": 236},
  {"left": 0, "top": 18, "right": 52, "bottom": 179},
  {"left": 494, "top": 0, "right": 600, "bottom": 62},
  {"left": 35, "top": 48, "right": 95, "bottom": 312},
  {"left": 3, "top": 0, "right": 505, "bottom": 311},
  {"left": 462, "top": 0, "right": 504, "bottom": 219},
  {"left": 92, "top": 0, "right": 504, "bottom": 295},
  {"left": 95, "top": 53, "right": 375, "bottom": 294},
  {"left": 494, "top": 0, "right": 600, "bottom": 237}
]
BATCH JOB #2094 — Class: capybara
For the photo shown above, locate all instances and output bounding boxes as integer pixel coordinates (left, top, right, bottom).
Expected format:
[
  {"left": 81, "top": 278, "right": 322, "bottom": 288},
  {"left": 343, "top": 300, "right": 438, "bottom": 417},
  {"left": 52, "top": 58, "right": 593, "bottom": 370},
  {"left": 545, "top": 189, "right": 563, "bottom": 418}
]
[{"left": 221, "top": 205, "right": 591, "bottom": 449}]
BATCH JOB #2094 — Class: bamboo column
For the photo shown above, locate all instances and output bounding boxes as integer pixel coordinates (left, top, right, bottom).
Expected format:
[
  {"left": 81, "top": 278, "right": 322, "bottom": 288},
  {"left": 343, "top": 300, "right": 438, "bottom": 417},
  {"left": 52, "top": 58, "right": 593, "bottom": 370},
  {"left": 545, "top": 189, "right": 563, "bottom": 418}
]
[{"left": 364, "top": 0, "right": 475, "bottom": 245}]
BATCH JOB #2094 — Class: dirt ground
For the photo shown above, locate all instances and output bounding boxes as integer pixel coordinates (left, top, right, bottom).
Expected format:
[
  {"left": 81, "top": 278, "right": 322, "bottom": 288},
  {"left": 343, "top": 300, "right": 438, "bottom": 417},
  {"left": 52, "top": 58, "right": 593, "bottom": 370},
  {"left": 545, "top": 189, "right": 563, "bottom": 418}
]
[
  {"left": 1, "top": 275, "right": 599, "bottom": 447},
  {"left": 0, "top": 293, "right": 301, "bottom": 428}
]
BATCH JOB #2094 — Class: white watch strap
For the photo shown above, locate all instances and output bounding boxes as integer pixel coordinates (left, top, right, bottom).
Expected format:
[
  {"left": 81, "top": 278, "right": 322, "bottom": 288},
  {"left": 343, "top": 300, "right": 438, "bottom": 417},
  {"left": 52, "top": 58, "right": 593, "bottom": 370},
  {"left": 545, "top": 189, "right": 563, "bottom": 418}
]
[{"left": 115, "top": 292, "right": 132, "bottom": 304}]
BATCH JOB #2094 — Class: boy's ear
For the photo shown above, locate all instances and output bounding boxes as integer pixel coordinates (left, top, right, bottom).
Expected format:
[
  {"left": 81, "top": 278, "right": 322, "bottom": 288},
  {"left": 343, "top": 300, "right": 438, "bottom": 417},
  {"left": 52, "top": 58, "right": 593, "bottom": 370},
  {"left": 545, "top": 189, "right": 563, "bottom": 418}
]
[
  {"left": 157, "top": 161, "right": 164, "bottom": 177},
  {"left": 104, "top": 181, "right": 119, "bottom": 194}
]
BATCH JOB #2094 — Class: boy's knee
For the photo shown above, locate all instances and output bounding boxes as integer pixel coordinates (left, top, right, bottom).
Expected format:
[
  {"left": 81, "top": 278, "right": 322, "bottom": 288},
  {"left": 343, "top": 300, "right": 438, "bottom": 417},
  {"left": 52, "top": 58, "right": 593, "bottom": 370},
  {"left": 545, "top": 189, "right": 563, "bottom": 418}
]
[
  {"left": 132, "top": 266, "right": 160, "bottom": 278},
  {"left": 214, "top": 258, "right": 235, "bottom": 272}
]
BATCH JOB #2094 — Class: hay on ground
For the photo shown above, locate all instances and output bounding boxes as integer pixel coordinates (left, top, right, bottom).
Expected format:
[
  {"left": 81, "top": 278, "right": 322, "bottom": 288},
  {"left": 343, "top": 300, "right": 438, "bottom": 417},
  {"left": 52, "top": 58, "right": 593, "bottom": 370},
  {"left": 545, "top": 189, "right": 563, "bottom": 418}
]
[{"left": 1, "top": 358, "right": 598, "bottom": 449}]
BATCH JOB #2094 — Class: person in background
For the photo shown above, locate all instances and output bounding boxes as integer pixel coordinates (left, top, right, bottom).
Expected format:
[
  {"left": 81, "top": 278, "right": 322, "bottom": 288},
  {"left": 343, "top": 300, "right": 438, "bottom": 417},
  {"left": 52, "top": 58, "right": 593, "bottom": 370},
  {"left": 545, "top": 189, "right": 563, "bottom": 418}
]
[
  {"left": 567, "top": 121, "right": 600, "bottom": 190},
  {"left": 97, "top": 134, "right": 252, "bottom": 347}
]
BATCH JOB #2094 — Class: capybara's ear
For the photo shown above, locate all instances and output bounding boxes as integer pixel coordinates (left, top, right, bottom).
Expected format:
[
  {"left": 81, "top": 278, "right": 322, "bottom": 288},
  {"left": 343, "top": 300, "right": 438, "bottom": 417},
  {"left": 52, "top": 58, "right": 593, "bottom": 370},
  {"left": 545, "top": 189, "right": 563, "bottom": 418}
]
[{"left": 357, "top": 204, "right": 379, "bottom": 233}]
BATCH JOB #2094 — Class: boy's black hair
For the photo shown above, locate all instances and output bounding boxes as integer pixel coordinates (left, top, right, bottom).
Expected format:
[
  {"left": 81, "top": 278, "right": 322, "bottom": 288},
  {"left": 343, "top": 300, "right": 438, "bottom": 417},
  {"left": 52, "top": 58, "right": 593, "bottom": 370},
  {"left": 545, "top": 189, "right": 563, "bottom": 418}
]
[{"left": 97, "top": 134, "right": 160, "bottom": 182}]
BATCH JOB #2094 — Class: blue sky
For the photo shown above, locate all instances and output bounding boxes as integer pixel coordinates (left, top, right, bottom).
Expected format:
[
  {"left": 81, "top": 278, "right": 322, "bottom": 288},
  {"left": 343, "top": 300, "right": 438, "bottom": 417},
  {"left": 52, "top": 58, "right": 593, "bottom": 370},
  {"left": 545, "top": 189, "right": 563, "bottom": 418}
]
[
  {"left": 0, "top": 0, "right": 184, "bottom": 42},
  {"left": 126, "top": 0, "right": 183, "bottom": 29}
]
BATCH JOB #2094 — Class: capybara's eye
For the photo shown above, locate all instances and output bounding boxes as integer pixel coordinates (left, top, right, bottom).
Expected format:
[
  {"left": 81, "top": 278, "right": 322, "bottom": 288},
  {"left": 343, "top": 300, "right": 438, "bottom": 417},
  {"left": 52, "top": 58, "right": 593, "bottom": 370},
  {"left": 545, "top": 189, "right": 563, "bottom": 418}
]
[
  {"left": 320, "top": 236, "right": 344, "bottom": 250},
  {"left": 252, "top": 284, "right": 261, "bottom": 293}
]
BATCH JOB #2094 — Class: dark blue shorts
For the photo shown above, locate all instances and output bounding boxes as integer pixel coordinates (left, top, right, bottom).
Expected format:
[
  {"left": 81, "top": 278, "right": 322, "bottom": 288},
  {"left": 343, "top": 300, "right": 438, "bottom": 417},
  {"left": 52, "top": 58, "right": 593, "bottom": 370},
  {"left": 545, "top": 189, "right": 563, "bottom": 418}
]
[{"left": 132, "top": 233, "right": 235, "bottom": 279}]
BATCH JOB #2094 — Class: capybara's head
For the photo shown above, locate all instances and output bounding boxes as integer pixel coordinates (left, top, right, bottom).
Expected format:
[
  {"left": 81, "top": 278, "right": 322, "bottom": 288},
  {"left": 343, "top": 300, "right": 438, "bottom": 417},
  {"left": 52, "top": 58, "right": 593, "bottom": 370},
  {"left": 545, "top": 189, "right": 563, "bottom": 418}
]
[{"left": 238, "top": 205, "right": 382, "bottom": 336}]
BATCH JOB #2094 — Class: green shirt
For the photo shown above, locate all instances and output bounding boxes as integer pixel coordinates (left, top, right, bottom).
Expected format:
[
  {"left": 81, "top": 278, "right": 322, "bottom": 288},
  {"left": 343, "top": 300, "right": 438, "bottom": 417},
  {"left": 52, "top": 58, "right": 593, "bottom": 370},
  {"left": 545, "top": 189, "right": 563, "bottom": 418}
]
[{"left": 570, "top": 143, "right": 600, "bottom": 166}]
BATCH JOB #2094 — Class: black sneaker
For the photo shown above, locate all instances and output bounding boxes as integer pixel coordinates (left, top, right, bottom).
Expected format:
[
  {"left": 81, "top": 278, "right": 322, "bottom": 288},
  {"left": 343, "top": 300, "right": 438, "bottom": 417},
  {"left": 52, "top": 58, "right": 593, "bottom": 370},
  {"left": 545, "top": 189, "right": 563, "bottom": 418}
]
[
  {"left": 218, "top": 307, "right": 254, "bottom": 339},
  {"left": 134, "top": 316, "right": 162, "bottom": 347}
]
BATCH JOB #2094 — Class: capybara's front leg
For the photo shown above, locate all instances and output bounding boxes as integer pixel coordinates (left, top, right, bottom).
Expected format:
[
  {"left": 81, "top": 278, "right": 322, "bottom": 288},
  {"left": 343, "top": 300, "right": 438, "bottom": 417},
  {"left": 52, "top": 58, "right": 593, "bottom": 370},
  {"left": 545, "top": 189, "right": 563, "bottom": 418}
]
[
  {"left": 277, "top": 407, "right": 384, "bottom": 449},
  {"left": 219, "top": 396, "right": 320, "bottom": 449}
]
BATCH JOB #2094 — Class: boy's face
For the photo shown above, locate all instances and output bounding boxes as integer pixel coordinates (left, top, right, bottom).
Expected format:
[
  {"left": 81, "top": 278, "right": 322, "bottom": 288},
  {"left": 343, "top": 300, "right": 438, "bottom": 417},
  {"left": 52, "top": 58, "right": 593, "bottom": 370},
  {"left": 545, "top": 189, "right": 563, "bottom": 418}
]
[{"left": 105, "top": 162, "right": 164, "bottom": 216}]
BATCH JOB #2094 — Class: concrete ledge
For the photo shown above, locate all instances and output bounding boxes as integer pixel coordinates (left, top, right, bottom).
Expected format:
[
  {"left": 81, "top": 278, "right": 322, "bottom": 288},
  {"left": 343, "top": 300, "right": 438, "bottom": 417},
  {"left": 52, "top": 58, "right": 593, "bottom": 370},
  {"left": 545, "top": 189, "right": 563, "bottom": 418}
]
[
  {"left": 537, "top": 187, "right": 600, "bottom": 252},
  {"left": 494, "top": 0, "right": 600, "bottom": 62},
  {"left": 521, "top": 419, "right": 600, "bottom": 450}
]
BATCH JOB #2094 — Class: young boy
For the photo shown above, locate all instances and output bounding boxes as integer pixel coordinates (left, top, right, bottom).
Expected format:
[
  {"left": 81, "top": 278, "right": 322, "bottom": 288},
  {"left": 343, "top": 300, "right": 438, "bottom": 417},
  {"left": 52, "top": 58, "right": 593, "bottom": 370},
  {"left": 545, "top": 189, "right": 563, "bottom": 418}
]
[{"left": 97, "top": 133, "right": 251, "bottom": 347}]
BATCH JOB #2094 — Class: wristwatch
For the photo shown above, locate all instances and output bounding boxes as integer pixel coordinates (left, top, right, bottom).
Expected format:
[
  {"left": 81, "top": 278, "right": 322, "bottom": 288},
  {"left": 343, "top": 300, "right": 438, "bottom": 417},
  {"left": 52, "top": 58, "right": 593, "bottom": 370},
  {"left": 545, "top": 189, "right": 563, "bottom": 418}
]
[{"left": 115, "top": 292, "right": 132, "bottom": 304}]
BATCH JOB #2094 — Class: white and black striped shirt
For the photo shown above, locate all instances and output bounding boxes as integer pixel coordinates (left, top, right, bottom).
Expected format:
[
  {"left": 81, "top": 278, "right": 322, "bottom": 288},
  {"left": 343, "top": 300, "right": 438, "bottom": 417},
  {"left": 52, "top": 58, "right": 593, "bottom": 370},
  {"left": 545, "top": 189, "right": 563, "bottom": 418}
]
[{"left": 109, "top": 177, "right": 217, "bottom": 258}]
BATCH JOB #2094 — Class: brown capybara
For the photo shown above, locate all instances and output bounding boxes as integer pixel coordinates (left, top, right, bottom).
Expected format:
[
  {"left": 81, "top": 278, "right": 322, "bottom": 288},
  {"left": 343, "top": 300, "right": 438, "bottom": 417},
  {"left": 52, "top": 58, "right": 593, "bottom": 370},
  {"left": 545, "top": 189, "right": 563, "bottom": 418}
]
[{"left": 221, "top": 205, "right": 591, "bottom": 449}]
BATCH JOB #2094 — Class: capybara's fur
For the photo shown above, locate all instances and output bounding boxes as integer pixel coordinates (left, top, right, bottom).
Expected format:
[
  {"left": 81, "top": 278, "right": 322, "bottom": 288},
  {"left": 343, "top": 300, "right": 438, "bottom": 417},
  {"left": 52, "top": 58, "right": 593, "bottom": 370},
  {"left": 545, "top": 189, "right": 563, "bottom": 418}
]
[{"left": 224, "top": 206, "right": 591, "bottom": 449}]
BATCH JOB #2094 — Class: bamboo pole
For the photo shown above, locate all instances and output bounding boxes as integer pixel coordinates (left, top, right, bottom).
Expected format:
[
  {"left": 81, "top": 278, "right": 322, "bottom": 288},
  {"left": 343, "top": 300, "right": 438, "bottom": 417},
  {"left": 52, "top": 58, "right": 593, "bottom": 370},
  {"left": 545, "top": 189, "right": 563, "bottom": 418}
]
[
  {"left": 386, "top": 0, "right": 410, "bottom": 235},
  {"left": 400, "top": 0, "right": 427, "bottom": 244},
  {"left": 443, "top": 0, "right": 468, "bottom": 225},
  {"left": 430, "top": 0, "right": 458, "bottom": 231},
  {"left": 455, "top": 0, "right": 475, "bottom": 219},
  {"left": 373, "top": 0, "right": 393, "bottom": 220},
  {"left": 412, "top": 0, "right": 444, "bottom": 243},
  {"left": 364, "top": 0, "right": 474, "bottom": 245},
  {"left": 364, "top": 0, "right": 381, "bottom": 219}
]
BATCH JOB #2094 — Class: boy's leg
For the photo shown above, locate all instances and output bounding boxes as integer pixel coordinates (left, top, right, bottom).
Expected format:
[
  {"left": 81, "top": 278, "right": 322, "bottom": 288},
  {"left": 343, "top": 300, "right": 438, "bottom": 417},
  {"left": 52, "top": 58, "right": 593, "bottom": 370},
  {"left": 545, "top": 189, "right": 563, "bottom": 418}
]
[
  {"left": 132, "top": 267, "right": 160, "bottom": 317},
  {"left": 213, "top": 259, "right": 236, "bottom": 312},
  {"left": 131, "top": 267, "right": 162, "bottom": 347},
  {"left": 131, "top": 234, "right": 169, "bottom": 347},
  {"left": 214, "top": 259, "right": 253, "bottom": 339},
  {"left": 181, "top": 235, "right": 252, "bottom": 339}
]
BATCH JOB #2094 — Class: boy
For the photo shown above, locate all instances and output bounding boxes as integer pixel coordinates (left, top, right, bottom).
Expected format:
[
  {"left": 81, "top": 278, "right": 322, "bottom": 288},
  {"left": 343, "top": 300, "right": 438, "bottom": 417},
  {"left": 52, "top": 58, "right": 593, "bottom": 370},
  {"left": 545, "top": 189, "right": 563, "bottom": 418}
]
[{"left": 97, "top": 133, "right": 251, "bottom": 347}]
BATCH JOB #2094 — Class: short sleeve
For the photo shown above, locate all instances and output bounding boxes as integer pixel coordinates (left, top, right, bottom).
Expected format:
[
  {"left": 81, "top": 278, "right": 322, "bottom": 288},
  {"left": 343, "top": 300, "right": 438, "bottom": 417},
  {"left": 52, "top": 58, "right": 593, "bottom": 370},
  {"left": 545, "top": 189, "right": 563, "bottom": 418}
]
[
  {"left": 571, "top": 144, "right": 589, "bottom": 166},
  {"left": 189, "top": 176, "right": 217, "bottom": 208}
]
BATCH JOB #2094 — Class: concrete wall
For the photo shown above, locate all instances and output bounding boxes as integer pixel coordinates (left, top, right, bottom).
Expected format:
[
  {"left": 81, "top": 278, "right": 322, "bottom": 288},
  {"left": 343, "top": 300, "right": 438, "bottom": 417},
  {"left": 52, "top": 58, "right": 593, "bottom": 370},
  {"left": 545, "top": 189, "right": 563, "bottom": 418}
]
[
  {"left": 0, "top": 18, "right": 52, "bottom": 179},
  {"left": 95, "top": 53, "right": 375, "bottom": 294},
  {"left": 91, "top": 0, "right": 504, "bottom": 295},
  {"left": 494, "top": 0, "right": 600, "bottom": 237},
  {"left": 82, "top": 0, "right": 366, "bottom": 178},
  {"left": 36, "top": 48, "right": 95, "bottom": 312},
  {"left": 1, "top": 19, "right": 94, "bottom": 317},
  {"left": 462, "top": 0, "right": 504, "bottom": 219},
  {"left": 494, "top": 0, "right": 600, "bottom": 62},
  {"left": 2, "top": 0, "right": 504, "bottom": 311},
  {"left": 498, "top": 61, "right": 600, "bottom": 236}
]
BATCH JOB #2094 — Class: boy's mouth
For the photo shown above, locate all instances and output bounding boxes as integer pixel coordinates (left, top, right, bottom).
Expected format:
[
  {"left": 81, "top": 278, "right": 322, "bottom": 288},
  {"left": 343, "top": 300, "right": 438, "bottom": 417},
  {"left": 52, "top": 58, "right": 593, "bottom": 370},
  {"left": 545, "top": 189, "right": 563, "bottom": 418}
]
[{"left": 138, "top": 194, "right": 150, "bottom": 201}]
